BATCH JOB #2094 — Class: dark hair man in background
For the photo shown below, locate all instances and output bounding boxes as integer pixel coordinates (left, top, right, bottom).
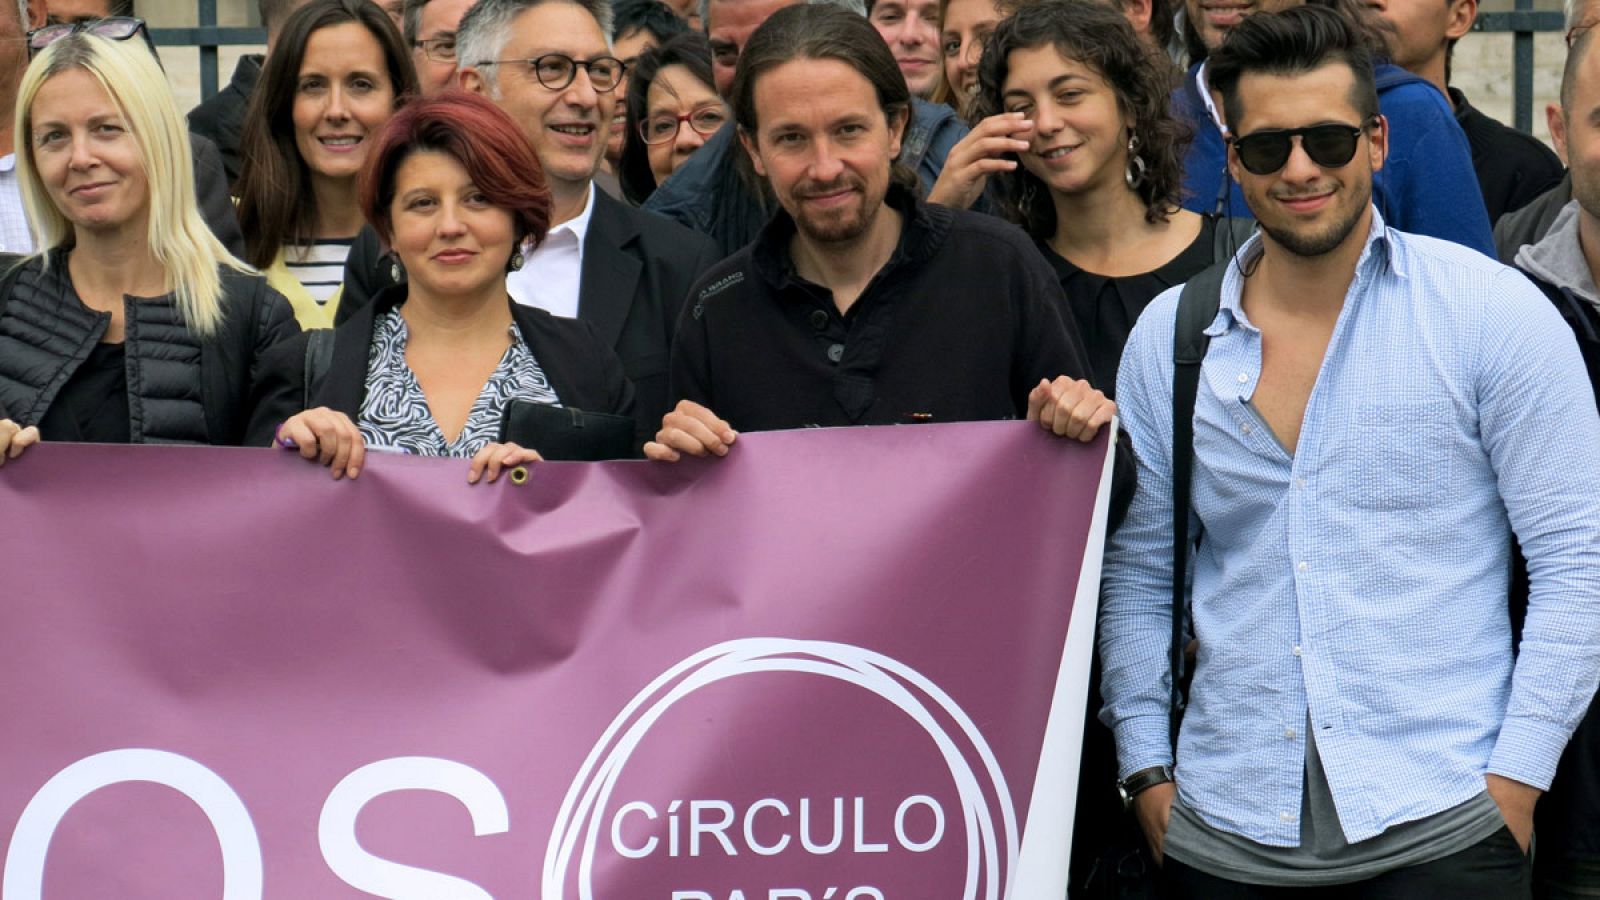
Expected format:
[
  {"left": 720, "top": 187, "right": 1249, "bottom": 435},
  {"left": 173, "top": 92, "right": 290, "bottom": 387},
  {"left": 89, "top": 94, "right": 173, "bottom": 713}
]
[{"left": 1367, "top": 0, "right": 1562, "bottom": 223}]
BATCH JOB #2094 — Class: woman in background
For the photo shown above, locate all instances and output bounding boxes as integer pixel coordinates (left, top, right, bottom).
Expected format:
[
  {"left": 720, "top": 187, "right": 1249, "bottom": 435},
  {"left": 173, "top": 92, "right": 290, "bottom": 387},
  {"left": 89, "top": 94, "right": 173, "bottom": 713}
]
[
  {"left": 618, "top": 33, "right": 726, "bottom": 205},
  {"left": 235, "top": 0, "right": 417, "bottom": 329}
]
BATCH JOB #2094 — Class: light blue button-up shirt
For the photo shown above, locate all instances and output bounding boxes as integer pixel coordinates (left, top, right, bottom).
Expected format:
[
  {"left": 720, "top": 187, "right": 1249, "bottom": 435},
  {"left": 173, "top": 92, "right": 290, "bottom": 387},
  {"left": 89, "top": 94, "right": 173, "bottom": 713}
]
[{"left": 1101, "top": 208, "right": 1600, "bottom": 847}]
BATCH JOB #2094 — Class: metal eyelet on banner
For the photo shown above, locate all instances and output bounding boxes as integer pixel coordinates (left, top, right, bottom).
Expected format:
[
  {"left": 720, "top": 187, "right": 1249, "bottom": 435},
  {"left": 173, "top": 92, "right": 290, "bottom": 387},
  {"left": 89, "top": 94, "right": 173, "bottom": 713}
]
[{"left": 509, "top": 466, "right": 530, "bottom": 485}]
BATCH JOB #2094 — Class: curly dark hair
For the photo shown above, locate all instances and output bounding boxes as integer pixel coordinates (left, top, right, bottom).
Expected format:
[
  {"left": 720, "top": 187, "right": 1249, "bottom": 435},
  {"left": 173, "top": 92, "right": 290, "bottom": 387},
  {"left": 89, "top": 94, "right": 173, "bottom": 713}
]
[{"left": 976, "top": 0, "right": 1189, "bottom": 238}]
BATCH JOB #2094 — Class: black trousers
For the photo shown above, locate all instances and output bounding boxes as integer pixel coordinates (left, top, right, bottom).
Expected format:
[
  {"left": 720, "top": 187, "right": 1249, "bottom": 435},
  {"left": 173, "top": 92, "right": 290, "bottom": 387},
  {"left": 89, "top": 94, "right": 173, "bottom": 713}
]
[{"left": 1165, "top": 827, "right": 1531, "bottom": 900}]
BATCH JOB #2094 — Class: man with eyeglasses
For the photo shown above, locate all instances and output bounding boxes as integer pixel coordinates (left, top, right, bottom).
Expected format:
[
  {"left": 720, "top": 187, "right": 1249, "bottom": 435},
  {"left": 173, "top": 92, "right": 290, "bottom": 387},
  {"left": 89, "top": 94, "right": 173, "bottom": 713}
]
[
  {"left": 340, "top": 0, "right": 720, "bottom": 444},
  {"left": 1103, "top": 7, "right": 1600, "bottom": 897},
  {"left": 404, "top": 0, "right": 477, "bottom": 95}
]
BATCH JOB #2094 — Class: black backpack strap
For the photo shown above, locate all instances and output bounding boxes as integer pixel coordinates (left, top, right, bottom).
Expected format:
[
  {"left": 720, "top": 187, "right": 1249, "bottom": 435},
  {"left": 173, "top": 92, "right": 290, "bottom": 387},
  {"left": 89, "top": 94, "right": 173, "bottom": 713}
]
[
  {"left": 302, "top": 328, "right": 335, "bottom": 410},
  {"left": 1169, "top": 262, "right": 1227, "bottom": 750}
]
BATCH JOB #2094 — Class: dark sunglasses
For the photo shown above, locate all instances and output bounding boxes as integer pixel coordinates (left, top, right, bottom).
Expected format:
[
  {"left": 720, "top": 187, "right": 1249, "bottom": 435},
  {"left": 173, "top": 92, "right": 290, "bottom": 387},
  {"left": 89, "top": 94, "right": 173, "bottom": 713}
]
[
  {"left": 27, "top": 16, "right": 159, "bottom": 60},
  {"left": 1230, "top": 118, "right": 1377, "bottom": 176}
]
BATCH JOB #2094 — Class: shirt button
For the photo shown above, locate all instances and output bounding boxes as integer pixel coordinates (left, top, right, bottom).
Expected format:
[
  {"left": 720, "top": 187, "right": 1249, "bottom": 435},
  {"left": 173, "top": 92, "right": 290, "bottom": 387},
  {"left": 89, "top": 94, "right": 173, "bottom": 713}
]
[
  {"left": 1294, "top": 477, "right": 1307, "bottom": 488},
  {"left": 827, "top": 343, "right": 845, "bottom": 363},
  {"left": 1292, "top": 645, "right": 1302, "bottom": 656},
  {"left": 1237, "top": 373, "right": 1249, "bottom": 384},
  {"left": 809, "top": 309, "right": 829, "bottom": 330},
  {"left": 1297, "top": 561, "right": 1308, "bottom": 573},
  {"left": 1285, "top": 728, "right": 1296, "bottom": 739},
  {"left": 1242, "top": 424, "right": 1253, "bottom": 435},
  {"left": 1280, "top": 812, "right": 1294, "bottom": 822}
]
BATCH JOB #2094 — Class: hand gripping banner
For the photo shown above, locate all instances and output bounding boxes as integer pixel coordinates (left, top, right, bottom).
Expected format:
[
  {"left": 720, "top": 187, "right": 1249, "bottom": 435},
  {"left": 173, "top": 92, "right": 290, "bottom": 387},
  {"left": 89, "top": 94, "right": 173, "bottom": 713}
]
[{"left": 0, "top": 421, "right": 1113, "bottom": 899}]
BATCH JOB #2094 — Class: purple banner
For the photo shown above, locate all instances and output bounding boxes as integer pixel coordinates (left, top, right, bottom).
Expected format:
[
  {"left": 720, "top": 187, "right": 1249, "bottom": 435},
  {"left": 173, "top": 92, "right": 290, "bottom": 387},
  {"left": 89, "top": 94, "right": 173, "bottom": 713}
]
[{"left": 0, "top": 421, "right": 1111, "bottom": 899}]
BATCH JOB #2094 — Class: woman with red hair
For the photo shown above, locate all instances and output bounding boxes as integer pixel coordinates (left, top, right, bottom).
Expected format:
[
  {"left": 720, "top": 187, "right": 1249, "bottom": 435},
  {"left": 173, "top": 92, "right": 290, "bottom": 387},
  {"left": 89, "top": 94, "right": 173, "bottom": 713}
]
[{"left": 247, "top": 91, "right": 635, "bottom": 481}]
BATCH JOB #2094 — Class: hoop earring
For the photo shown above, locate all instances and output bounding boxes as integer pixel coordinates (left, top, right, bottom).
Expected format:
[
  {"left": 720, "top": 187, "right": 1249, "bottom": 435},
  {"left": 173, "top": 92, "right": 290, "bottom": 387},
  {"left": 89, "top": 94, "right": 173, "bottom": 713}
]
[{"left": 1125, "top": 133, "right": 1148, "bottom": 190}]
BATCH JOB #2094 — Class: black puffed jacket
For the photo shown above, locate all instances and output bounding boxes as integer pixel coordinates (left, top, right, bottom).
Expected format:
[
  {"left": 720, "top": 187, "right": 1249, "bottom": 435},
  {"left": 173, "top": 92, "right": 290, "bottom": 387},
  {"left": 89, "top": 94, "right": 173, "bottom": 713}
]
[{"left": 0, "top": 250, "right": 299, "bottom": 444}]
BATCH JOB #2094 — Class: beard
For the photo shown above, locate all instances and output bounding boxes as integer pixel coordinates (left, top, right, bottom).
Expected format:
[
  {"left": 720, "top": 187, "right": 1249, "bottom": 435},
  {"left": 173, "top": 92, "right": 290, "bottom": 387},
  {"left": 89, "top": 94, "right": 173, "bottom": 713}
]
[
  {"left": 789, "top": 176, "right": 880, "bottom": 245},
  {"left": 1256, "top": 182, "right": 1371, "bottom": 259}
]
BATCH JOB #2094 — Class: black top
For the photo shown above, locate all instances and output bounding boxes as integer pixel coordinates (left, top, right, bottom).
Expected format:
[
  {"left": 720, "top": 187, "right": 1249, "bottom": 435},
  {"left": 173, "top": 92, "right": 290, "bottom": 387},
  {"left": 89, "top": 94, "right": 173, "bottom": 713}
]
[
  {"left": 36, "top": 341, "right": 130, "bottom": 443},
  {"left": 671, "top": 184, "right": 1095, "bottom": 431},
  {"left": 1452, "top": 88, "right": 1565, "bottom": 226},
  {"left": 1041, "top": 215, "right": 1218, "bottom": 399},
  {"left": 186, "top": 55, "right": 261, "bottom": 188}
]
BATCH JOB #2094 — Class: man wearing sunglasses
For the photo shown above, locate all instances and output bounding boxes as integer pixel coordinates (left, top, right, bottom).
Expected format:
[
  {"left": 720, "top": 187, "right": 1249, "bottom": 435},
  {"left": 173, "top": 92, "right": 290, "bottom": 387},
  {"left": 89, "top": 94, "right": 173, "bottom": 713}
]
[
  {"left": 1170, "top": 0, "right": 1495, "bottom": 259},
  {"left": 1102, "top": 7, "right": 1600, "bottom": 897}
]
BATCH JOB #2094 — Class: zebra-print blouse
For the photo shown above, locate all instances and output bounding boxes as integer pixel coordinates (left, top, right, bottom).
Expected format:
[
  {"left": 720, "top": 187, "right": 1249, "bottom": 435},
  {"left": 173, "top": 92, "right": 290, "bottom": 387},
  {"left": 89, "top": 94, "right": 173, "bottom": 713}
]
[{"left": 357, "top": 308, "right": 562, "bottom": 457}]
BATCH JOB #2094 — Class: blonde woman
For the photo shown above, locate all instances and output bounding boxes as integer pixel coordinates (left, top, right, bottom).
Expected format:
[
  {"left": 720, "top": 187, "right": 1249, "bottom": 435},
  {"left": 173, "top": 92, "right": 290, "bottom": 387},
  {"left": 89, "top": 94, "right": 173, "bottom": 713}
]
[{"left": 0, "top": 31, "right": 297, "bottom": 464}]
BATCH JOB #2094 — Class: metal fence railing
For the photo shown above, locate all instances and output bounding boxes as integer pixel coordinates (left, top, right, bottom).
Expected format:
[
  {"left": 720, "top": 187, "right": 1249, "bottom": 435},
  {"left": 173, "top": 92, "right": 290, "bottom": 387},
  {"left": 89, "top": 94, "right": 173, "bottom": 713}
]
[
  {"left": 1475, "top": 3, "right": 1564, "bottom": 133},
  {"left": 149, "top": 0, "right": 264, "bottom": 104}
]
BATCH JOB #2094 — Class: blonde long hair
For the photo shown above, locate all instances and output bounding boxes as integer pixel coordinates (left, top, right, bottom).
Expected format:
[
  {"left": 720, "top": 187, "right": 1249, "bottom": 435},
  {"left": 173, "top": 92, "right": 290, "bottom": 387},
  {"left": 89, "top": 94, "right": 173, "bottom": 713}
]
[{"left": 15, "top": 34, "right": 249, "bottom": 336}]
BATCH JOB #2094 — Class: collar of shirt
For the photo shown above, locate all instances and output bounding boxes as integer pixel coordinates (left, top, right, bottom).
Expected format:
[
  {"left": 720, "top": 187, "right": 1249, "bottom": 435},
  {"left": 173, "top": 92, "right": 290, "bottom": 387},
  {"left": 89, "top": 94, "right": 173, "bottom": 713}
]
[
  {"left": 1195, "top": 62, "right": 1227, "bottom": 136},
  {"left": 532, "top": 182, "right": 597, "bottom": 254},
  {"left": 0, "top": 154, "right": 16, "bottom": 173},
  {"left": 748, "top": 182, "right": 948, "bottom": 296},
  {"left": 1207, "top": 205, "right": 1400, "bottom": 338}
]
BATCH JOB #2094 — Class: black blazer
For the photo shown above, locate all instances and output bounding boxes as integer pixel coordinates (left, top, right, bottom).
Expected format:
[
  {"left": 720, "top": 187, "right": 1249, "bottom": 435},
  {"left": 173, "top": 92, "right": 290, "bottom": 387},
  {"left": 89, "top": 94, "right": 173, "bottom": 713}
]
[
  {"left": 337, "top": 190, "right": 722, "bottom": 438},
  {"left": 246, "top": 283, "right": 635, "bottom": 449}
]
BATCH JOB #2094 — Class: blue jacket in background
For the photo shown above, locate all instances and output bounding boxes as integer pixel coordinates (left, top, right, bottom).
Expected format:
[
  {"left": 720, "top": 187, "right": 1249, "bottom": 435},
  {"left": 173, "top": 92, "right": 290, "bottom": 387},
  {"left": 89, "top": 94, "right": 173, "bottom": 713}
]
[
  {"left": 644, "top": 97, "right": 970, "bottom": 258},
  {"left": 1174, "top": 61, "right": 1496, "bottom": 257}
]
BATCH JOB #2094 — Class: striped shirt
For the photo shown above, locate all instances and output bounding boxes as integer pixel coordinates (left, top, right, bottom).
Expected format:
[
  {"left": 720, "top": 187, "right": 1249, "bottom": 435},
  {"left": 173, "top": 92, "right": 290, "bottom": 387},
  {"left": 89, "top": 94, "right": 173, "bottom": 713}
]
[
  {"left": 282, "top": 238, "right": 353, "bottom": 305},
  {"left": 1101, "top": 207, "right": 1600, "bottom": 847}
]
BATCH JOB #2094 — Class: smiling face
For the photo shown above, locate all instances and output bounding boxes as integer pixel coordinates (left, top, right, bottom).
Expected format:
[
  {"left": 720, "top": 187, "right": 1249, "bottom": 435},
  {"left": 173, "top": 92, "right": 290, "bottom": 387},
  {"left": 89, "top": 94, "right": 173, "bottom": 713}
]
[
  {"left": 292, "top": 22, "right": 397, "bottom": 189},
  {"left": 1003, "top": 45, "right": 1129, "bottom": 202},
  {"left": 941, "top": 0, "right": 1001, "bottom": 111},
  {"left": 741, "top": 57, "right": 906, "bottom": 246},
  {"left": 467, "top": 2, "right": 615, "bottom": 196},
  {"left": 28, "top": 66, "right": 149, "bottom": 236},
  {"left": 645, "top": 63, "right": 728, "bottom": 185},
  {"left": 869, "top": 0, "right": 941, "bottom": 97},
  {"left": 388, "top": 149, "right": 518, "bottom": 301},
  {"left": 1185, "top": 0, "right": 1301, "bottom": 53},
  {"left": 1227, "top": 62, "right": 1385, "bottom": 259}
]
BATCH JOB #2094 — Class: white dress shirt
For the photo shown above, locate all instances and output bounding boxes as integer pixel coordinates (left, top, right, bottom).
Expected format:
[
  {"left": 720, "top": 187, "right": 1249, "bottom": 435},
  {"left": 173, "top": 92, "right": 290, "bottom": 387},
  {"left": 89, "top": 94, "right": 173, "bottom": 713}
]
[
  {"left": 0, "top": 155, "right": 36, "bottom": 254},
  {"left": 507, "top": 184, "right": 595, "bottom": 319}
]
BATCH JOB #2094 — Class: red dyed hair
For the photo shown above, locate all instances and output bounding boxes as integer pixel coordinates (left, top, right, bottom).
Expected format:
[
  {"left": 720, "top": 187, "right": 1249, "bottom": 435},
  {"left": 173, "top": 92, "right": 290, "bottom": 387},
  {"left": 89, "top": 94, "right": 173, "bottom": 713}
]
[{"left": 360, "top": 91, "right": 551, "bottom": 254}]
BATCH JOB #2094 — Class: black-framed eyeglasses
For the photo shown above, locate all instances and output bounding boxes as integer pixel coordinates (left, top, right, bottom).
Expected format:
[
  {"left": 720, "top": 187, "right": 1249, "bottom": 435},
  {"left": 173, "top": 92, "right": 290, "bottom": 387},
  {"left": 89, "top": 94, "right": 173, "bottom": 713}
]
[
  {"left": 413, "top": 35, "right": 457, "bottom": 62},
  {"left": 28, "top": 16, "right": 157, "bottom": 60},
  {"left": 473, "top": 53, "right": 625, "bottom": 92},
  {"left": 1230, "top": 118, "right": 1376, "bottom": 176},
  {"left": 639, "top": 104, "right": 729, "bottom": 144}
]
